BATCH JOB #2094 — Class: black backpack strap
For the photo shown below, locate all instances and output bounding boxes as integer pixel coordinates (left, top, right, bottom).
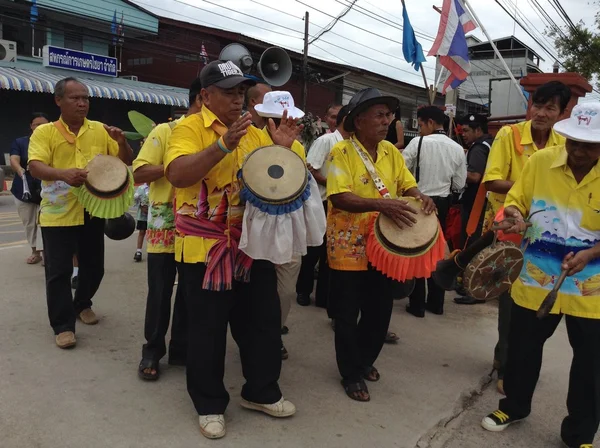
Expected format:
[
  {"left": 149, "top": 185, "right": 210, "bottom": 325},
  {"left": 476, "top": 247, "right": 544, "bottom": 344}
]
[{"left": 415, "top": 136, "right": 424, "bottom": 183}]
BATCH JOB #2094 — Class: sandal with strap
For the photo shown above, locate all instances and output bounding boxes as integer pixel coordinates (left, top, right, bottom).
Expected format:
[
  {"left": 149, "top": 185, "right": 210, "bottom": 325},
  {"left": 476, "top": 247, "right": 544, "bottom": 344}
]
[
  {"left": 385, "top": 331, "right": 400, "bottom": 343},
  {"left": 341, "top": 379, "right": 370, "bottom": 402},
  {"left": 363, "top": 366, "right": 380, "bottom": 382},
  {"left": 138, "top": 358, "right": 160, "bottom": 381}
]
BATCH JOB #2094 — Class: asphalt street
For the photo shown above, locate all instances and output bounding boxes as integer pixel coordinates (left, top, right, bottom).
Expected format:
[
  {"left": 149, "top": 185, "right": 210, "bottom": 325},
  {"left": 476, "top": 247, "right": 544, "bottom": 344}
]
[{"left": 0, "top": 194, "right": 29, "bottom": 251}]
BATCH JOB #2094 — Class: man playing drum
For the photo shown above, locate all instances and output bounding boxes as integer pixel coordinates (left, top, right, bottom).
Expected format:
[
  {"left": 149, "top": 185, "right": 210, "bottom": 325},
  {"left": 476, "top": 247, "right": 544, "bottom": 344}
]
[
  {"left": 28, "top": 77, "right": 133, "bottom": 349},
  {"left": 326, "top": 88, "right": 435, "bottom": 402},
  {"left": 481, "top": 103, "right": 600, "bottom": 448},
  {"left": 165, "top": 60, "right": 299, "bottom": 439},
  {"left": 132, "top": 78, "right": 204, "bottom": 380}
]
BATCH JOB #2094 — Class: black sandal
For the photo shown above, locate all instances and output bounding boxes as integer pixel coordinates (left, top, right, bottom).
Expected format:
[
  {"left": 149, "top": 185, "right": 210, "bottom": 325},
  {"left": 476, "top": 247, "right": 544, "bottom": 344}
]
[
  {"left": 363, "top": 366, "right": 380, "bottom": 382},
  {"left": 138, "top": 359, "right": 160, "bottom": 381},
  {"left": 341, "top": 379, "right": 370, "bottom": 402}
]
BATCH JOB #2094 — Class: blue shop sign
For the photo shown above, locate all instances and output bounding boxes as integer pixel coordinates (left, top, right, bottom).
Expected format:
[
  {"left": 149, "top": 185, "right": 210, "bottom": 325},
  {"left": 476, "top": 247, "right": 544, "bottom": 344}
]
[{"left": 42, "top": 46, "right": 118, "bottom": 77}]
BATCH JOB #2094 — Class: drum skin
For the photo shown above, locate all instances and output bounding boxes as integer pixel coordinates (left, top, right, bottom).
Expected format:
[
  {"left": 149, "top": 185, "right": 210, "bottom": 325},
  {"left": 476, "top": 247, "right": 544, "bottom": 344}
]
[
  {"left": 104, "top": 213, "right": 136, "bottom": 241},
  {"left": 463, "top": 241, "right": 524, "bottom": 300},
  {"left": 85, "top": 155, "right": 128, "bottom": 194},
  {"left": 241, "top": 145, "right": 307, "bottom": 204}
]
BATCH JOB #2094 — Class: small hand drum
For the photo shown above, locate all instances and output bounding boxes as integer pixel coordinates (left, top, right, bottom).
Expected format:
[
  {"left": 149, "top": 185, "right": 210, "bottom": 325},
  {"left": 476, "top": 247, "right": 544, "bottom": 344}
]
[
  {"left": 72, "top": 154, "right": 134, "bottom": 219},
  {"left": 367, "top": 197, "right": 446, "bottom": 281}
]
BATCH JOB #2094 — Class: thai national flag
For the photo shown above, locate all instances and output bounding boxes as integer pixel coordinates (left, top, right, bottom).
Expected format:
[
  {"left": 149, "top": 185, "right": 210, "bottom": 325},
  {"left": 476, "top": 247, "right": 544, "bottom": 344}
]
[
  {"left": 428, "top": 0, "right": 477, "bottom": 93},
  {"left": 200, "top": 43, "right": 209, "bottom": 65}
]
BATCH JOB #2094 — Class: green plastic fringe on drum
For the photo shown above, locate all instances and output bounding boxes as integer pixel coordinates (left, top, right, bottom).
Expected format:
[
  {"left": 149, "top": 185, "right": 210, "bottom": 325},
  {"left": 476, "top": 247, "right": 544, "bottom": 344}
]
[{"left": 72, "top": 169, "right": 134, "bottom": 219}]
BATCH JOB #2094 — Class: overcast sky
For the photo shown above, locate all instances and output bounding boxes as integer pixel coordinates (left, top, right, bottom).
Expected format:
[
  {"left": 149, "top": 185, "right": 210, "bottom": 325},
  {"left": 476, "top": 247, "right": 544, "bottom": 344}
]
[{"left": 132, "top": 0, "right": 599, "bottom": 101}]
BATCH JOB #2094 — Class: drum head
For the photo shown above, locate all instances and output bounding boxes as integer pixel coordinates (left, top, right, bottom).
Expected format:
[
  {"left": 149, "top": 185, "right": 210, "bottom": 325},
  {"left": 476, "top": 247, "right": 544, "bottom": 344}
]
[
  {"left": 377, "top": 197, "right": 438, "bottom": 253},
  {"left": 86, "top": 155, "right": 128, "bottom": 194},
  {"left": 241, "top": 145, "right": 307, "bottom": 204},
  {"left": 464, "top": 242, "right": 524, "bottom": 300}
]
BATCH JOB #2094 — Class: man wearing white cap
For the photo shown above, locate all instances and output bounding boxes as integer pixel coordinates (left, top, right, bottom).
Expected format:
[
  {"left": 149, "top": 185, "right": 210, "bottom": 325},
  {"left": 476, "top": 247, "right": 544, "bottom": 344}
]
[
  {"left": 255, "top": 90, "right": 307, "bottom": 360},
  {"left": 480, "top": 103, "right": 600, "bottom": 448}
]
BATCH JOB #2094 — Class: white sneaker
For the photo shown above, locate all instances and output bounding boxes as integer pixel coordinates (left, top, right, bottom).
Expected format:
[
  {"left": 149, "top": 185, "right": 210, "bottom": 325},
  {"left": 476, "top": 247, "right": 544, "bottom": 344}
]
[
  {"left": 240, "top": 397, "right": 296, "bottom": 417},
  {"left": 198, "top": 414, "right": 226, "bottom": 439}
]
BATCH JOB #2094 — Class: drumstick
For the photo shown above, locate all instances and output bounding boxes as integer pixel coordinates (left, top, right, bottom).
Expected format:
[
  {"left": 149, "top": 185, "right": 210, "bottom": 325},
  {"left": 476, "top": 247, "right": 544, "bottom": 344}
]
[
  {"left": 455, "top": 231, "right": 495, "bottom": 269},
  {"left": 536, "top": 269, "right": 568, "bottom": 319}
]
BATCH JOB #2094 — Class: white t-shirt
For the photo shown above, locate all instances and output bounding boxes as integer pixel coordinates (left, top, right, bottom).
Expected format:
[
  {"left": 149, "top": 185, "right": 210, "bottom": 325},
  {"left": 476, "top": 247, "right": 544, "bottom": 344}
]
[
  {"left": 306, "top": 129, "right": 344, "bottom": 202},
  {"left": 402, "top": 133, "right": 467, "bottom": 197}
]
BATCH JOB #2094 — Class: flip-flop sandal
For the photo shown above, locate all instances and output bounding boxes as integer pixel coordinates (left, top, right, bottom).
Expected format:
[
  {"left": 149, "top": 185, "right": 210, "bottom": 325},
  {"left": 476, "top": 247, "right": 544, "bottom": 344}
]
[
  {"left": 384, "top": 331, "right": 399, "bottom": 344},
  {"left": 138, "top": 359, "right": 160, "bottom": 381},
  {"left": 363, "top": 366, "right": 380, "bottom": 382},
  {"left": 341, "top": 379, "right": 370, "bottom": 402},
  {"left": 26, "top": 254, "right": 42, "bottom": 264}
]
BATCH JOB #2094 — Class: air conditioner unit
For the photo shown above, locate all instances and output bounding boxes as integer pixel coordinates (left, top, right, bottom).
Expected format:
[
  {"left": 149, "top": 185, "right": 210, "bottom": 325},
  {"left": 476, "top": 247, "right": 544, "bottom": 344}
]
[
  {"left": 0, "top": 40, "right": 17, "bottom": 62},
  {"left": 411, "top": 118, "right": 419, "bottom": 129},
  {"left": 120, "top": 75, "right": 139, "bottom": 81}
]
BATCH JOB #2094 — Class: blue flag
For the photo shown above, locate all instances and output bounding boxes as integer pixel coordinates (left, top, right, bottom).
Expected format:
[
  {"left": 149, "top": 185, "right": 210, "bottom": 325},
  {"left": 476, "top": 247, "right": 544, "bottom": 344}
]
[
  {"left": 111, "top": 10, "right": 117, "bottom": 45},
  {"left": 402, "top": 3, "right": 426, "bottom": 71},
  {"left": 30, "top": 0, "right": 38, "bottom": 24}
]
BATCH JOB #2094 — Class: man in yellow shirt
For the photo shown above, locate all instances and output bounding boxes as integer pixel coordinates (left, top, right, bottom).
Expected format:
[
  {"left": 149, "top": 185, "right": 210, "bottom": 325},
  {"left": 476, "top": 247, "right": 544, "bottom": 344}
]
[
  {"left": 481, "top": 103, "right": 600, "bottom": 448},
  {"left": 326, "top": 88, "right": 435, "bottom": 402},
  {"left": 28, "top": 77, "right": 133, "bottom": 349},
  {"left": 132, "top": 78, "right": 203, "bottom": 381},
  {"left": 164, "top": 60, "right": 300, "bottom": 439}
]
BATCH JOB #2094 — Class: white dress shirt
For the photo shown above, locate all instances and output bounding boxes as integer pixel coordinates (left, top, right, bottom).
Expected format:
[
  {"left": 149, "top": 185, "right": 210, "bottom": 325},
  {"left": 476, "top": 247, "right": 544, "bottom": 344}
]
[
  {"left": 306, "top": 129, "right": 344, "bottom": 202},
  {"left": 402, "top": 133, "right": 467, "bottom": 197}
]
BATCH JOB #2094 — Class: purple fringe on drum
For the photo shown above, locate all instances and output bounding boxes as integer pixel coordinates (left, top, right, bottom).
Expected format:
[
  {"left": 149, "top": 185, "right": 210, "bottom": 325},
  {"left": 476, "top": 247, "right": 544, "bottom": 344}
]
[{"left": 238, "top": 171, "right": 312, "bottom": 216}]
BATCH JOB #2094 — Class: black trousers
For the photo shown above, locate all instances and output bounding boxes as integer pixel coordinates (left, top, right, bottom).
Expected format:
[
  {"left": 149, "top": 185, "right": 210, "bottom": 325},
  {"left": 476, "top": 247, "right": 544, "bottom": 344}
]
[
  {"left": 296, "top": 201, "right": 330, "bottom": 308},
  {"left": 141, "top": 253, "right": 187, "bottom": 363},
  {"left": 409, "top": 195, "right": 450, "bottom": 313},
  {"left": 500, "top": 303, "right": 600, "bottom": 446},
  {"left": 178, "top": 260, "right": 282, "bottom": 415},
  {"left": 493, "top": 290, "right": 512, "bottom": 377},
  {"left": 41, "top": 214, "right": 105, "bottom": 335},
  {"left": 328, "top": 268, "right": 393, "bottom": 382}
]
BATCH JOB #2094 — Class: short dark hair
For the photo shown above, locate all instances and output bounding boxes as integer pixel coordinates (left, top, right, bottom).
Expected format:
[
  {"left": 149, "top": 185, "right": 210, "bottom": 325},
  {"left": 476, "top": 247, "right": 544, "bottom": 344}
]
[
  {"left": 325, "top": 102, "right": 342, "bottom": 116},
  {"left": 54, "top": 77, "right": 83, "bottom": 98},
  {"left": 244, "top": 82, "right": 270, "bottom": 106},
  {"left": 30, "top": 112, "right": 49, "bottom": 124},
  {"left": 532, "top": 81, "right": 571, "bottom": 114},
  {"left": 189, "top": 77, "right": 202, "bottom": 105},
  {"left": 335, "top": 105, "right": 350, "bottom": 128},
  {"left": 460, "top": 114, "right": 488, "bottom": 133},
  {"left": 417, "top": 106, "right": 446, "bottom": 126}
]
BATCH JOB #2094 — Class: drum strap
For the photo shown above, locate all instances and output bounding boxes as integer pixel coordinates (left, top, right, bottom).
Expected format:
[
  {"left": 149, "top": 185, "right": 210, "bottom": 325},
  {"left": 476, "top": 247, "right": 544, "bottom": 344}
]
[
  {"left": 349, "top": 137, "right": 391, "bottom": 199},
  {"left": 53, "top": 121, "right": 76, "bottom": 145}
]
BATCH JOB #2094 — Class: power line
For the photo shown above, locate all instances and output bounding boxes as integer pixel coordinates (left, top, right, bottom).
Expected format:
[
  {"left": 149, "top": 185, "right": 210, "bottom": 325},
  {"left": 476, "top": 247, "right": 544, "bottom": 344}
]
[{"left": 309, "top": 0, "right": 357, "bottom": 44}]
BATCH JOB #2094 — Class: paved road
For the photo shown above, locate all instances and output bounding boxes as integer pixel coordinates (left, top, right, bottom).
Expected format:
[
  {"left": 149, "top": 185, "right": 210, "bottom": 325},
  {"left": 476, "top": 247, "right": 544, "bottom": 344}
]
[
  {"left": 0, "top": 216, "right": 595, "bottom": 447},
  {"left": 0, "top": 194, "right": 28, "bottom": 251}
]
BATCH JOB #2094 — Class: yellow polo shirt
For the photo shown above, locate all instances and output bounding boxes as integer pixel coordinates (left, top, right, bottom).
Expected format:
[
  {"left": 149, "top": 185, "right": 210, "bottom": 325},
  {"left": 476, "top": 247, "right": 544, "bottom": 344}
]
[
  {"left": 28, "top": 117, "right": 119, "bottom": 227},
  {"left": 506, "top": 145, "right": 600, "bottom": 318},
  {"left": 326, "top": 136, "right": 418, "bottom": 271},
  {"left": 259, "top": 126, "right": 307, "bottom": 162},
  {"left": 133, "top": 118, "right": 185, "bottom": 253},
  {"left": 164, "top": 107, "right": 273, "bottom": 264},
  {"left": 483, "top": 120, "right": 565, "bottom": 218}
]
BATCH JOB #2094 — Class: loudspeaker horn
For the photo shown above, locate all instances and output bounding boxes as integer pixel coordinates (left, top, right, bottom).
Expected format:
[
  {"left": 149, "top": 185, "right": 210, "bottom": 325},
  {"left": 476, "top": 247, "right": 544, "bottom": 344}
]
[
  {"left": 258, "top": 47, "right": 292, "bottom": 87},
  {"left": 219, "top": 43, "right": 253, "bottom": 74}
]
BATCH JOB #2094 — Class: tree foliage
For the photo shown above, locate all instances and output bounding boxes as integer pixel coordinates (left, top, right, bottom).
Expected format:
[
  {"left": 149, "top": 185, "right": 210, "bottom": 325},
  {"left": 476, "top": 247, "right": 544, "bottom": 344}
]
[{"left": 547, "top": 6, "right": 600, "bottom": 89}]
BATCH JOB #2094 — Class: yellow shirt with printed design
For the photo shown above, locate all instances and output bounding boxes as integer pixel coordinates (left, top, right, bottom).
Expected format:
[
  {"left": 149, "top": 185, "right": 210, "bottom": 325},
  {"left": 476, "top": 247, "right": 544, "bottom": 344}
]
[
  {"left": 259, "top": 126, "right": 307, "bottom": 162},
  {"left": 28, "top": 117, "right": 119, "bottom": 227},
  {"left": 164, "top": 107, "right": 273, "bottom": 264},
  {"left": 505, "top": 145, "right": 600, "bottom": 318},
  {"left": 132, "top": 117, "right": 184, "bottom": 254},
  {"left": 326, "top": 136, "right": 418, "bottom": 271},
  {"left": 482, "top": 120, "right": 565, "bottom": 226}
]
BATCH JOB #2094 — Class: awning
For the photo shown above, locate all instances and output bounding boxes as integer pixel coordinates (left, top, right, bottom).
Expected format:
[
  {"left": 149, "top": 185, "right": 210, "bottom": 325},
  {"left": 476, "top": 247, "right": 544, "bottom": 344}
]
[{"left": 0, "top": 67, "right": 189, "bottom": 107}]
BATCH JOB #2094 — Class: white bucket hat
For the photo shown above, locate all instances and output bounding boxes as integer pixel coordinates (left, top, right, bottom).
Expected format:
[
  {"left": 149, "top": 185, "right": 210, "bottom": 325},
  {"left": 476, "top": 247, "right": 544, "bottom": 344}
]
[
  {"left": 254, "top": 91, "right": 305, "bottom": 119},
  {"left": 554, "top": 103, "right": 600, "bottom": 143}
]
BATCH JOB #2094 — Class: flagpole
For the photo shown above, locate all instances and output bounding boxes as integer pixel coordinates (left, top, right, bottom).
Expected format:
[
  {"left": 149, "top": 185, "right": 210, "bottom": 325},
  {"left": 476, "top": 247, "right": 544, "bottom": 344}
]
[{"left": 462, "top": 0, "right": 528, "bottom": 107}]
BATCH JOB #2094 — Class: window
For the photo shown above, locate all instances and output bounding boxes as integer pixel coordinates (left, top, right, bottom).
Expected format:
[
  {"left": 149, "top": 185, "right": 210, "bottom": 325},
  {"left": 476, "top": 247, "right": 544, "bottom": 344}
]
[
  {"left": 127, "top": 57, "right": 153, "bottom": 66},
  {"left": 1, "top": 20, "right": 47, "bottom": 57},
  {"left": 64, "top": 25, "right": 83, "bottom": 51},
  {"left": 176, "top": 53, "right": 200, "bottom": 63}
]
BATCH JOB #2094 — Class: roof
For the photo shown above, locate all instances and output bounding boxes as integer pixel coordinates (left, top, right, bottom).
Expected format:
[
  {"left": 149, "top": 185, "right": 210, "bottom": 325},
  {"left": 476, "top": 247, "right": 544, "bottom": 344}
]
[
  {"left": 468, "top": 36, "right": 545, "bottom": 61},
  {"left": 0, "top": 66, "right": 188, "bottom": 107}
]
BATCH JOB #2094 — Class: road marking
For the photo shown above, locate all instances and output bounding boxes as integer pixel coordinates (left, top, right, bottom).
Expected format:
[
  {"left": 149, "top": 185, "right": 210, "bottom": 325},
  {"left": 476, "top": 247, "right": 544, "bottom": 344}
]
[
  {"left": 0, "top": 244, "right": 25, "bottom": 251},
  {"left": 0, "top": 230, "right": 25, "bottom": 234},
  {"left": 0, "top": 221, "right": 22, "bottom": 228},
  {"left": 0, "top": 239, "right": 27, "bottom": 247}
]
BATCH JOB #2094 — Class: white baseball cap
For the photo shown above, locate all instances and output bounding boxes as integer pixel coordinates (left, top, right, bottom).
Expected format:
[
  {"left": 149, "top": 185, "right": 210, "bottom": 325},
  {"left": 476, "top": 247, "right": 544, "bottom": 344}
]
[
  {"left": 254, "top": 91, "right": 305, "bottom": 119},
  {"left": 554, "top": 103, "right": 600, "bottom": 143}
]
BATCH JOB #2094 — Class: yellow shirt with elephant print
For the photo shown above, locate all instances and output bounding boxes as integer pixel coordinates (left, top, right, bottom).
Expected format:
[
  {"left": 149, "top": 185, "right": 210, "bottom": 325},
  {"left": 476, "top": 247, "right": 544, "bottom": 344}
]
[{"left": 28, "top": 117, "right": 119, "bottom": 227}]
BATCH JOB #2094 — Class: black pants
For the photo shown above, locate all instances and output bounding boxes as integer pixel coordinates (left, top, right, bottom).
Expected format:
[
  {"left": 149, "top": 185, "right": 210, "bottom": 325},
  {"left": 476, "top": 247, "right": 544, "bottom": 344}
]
[
  {"left": 178, "top": 260, "right": 282, "bottom": 415},
  {"left": 142, "top": 253, "right": 187, "bottom": 363},
  {"left": 500, "top": 303, "right": 600, "bottom": 446},
  {"left": 493, "top": 290, "right": 512, "bottom": 377},
  {"left": 41, "top": 214, "right": 105, "bottom": 334},
  {"left": 328, "top": 268, "right": 393, "bottom": 382},
  {"left": 409, "top": 195, "right": 450, "bottom": 313},
  {"left": 296, "top": 201, "right": 330, "bottom": 308}
]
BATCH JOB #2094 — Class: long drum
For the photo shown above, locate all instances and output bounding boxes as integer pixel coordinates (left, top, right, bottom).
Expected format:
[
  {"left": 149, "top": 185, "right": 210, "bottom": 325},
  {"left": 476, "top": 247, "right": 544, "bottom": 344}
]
[
  {"left": 366, "top": 197, "right": 446, "bottom": 282},
  {"left": 72, "top": 154, "right": 134, "bottom": 219}
]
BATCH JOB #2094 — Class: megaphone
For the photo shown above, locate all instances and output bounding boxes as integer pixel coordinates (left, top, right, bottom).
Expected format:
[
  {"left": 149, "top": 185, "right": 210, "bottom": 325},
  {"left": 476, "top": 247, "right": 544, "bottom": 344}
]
[
  {"left": 258, "top": 47, "right": 292, "bottom": 87},
  {"left": 219, "top": 43, "right": 253, "bottom": 74}
]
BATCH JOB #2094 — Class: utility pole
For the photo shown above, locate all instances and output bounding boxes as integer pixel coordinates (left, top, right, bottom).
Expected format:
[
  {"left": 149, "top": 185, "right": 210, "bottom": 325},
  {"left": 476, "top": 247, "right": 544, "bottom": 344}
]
[{"left": 301, "top": 11, "right": 309, "bottom": 111}]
